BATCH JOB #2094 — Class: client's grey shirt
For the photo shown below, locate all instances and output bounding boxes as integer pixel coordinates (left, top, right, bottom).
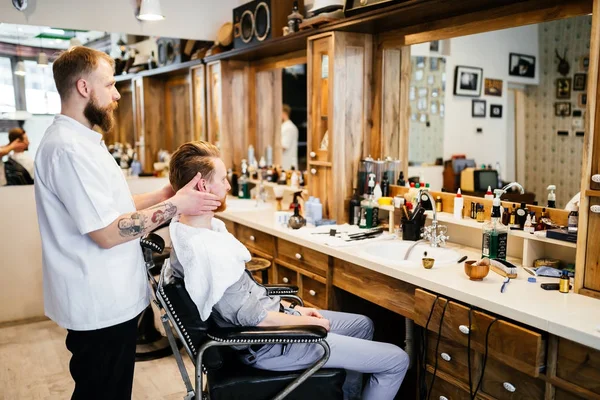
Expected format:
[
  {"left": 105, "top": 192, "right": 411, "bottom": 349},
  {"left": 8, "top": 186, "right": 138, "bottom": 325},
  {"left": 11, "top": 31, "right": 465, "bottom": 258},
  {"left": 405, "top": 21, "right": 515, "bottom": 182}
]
[{"left": 170, "top": 248, "right": 281, "bottom": 327}]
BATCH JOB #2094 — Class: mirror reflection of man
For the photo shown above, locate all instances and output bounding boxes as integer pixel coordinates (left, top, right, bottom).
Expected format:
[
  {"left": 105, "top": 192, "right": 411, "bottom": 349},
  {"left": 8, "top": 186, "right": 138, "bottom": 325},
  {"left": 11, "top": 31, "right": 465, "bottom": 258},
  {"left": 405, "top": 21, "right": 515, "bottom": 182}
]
[
  {"left": 8, "top": 128, "right": 34, "bottom": 179},
  {"left": 281, "top": 104, "right": 298, "bottom": 170},
  {"left": 0, "top": 138, "right": 28, "bottom": 186}
]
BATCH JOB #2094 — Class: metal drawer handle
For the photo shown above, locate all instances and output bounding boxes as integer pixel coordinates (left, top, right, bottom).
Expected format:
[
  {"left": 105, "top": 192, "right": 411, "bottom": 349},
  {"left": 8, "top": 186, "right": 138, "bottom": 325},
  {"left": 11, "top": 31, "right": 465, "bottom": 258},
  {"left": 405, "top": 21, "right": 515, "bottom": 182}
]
[
  {"left": 440, "top": 353, "right": 451, "bottom": 362},
  {"left": 592, "top": 174, "right": 600, "bottom": 183},
  {"left": 249, "top": 235, "right": 255, "bottom": 241},
  {"left": 439, "top": 397, "right": 449, "bottom": 400},
  {"left": 591, "top": 205, "right": 600, "bottom": 213},
  {"left": 282, "top": 277, "right": 289, "bottom": 283},
  {"left": 309, "top": 290, "right": 316, "bottom": 296},
  {"left": 310, "top": 151, "right": 316, "bottom": 158},
  {"left": 295, "top": 253, "right": 302, "bottom": 260},
  {"left": 311, "top": 168, "right": 317, "bottom": 175},
  {"left": 459, "top": 325, "right": 470, "bottom": 335},
  {"left": 503, "top": 382, "right": 516, "bottom": 393}
]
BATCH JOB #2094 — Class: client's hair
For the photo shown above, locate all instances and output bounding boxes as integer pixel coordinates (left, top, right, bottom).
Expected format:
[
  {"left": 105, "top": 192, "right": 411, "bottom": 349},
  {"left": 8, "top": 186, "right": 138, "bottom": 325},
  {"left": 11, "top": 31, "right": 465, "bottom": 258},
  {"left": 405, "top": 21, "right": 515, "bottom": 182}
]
[{"left": 169, "top": 141, "right": 221, "bottom": 192}]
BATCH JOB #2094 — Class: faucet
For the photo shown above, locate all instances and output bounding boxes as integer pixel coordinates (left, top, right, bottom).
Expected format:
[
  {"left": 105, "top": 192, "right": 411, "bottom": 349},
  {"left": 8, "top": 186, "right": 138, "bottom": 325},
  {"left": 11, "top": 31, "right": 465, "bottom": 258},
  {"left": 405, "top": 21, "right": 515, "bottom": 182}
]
[
  {"left": 403, "top": 189, "right": 449, "bottom": 260},
  {"left": 499, "top": 181, "right": 525, "bottom": 195}
]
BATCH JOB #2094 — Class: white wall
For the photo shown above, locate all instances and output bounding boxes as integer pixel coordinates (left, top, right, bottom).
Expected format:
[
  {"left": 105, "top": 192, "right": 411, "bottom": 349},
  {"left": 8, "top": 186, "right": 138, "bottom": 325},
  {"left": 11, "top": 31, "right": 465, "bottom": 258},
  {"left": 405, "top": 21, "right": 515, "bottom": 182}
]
[
  {"left": 443, "top": 25, "right": 539, "bottom": 178},
  {"left": 0, "top": 0, "right": 246, "bottom": 40}
]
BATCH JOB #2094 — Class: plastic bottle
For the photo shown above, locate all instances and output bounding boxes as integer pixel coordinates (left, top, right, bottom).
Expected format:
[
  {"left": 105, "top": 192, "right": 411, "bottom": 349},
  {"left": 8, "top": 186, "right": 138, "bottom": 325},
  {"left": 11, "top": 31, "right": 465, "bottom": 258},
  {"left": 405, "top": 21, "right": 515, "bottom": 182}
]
[
  {"left": 481, "top": 195, "right": 508, "bottom": 260},
  {"left": 568, "top": 205, "right": 579, "bottom": 234},
  {"left": 547, "top": 185, "right": 557, "bottom": 208},
  {"left": 374, "top": 182, "right": 383, "bottom": 201},
  {"left": 484, "top": 186, "right": 494, "bottom": 200},
  {"left": 313, "top": 198, "right": 323, "bottom": 223},
  {"left": 453, "top": 189, "right": 464, "bottom": 220},
  {"left": 305, "top": 196, "right": 315, "bottom": 225},
  {"left": 523, "top": 214, "right": 534, "bottom": 233}
]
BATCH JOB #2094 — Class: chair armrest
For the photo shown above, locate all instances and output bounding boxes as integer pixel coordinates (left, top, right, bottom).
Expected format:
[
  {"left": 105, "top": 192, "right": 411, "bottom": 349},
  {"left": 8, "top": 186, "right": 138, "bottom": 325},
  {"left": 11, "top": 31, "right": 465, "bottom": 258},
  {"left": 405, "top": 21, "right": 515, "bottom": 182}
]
[
  {"left": 263, "top": 284, "right": 299, "bottom": 296},
  {"left": 208, "top": 325, "right": 327, "bottom": 343}
]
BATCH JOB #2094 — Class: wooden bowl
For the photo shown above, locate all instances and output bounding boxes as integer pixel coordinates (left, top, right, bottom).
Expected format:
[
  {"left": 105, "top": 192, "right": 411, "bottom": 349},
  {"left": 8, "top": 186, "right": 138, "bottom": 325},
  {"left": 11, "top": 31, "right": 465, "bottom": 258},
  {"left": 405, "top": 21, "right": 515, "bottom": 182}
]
[{"left": 464, "top": 259, "right": 490, "bottom": 281}]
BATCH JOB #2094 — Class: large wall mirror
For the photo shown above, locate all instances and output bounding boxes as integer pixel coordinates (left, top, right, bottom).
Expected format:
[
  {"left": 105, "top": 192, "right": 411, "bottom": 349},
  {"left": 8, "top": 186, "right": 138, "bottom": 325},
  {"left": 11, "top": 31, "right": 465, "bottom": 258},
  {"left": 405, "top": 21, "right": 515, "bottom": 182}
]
[
  {"left": 254, "top": 59, "right": 307, "bottom": 174},
  {"left": 405, "top": 15, "right": 591, "bottom": 209}
]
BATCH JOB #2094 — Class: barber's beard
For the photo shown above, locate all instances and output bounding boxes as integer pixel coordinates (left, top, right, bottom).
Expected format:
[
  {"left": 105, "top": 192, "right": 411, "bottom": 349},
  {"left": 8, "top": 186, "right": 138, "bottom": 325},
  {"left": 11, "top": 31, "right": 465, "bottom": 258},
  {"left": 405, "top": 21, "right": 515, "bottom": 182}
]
[
  {"left": 84, "top": 94, "right": 118, "bottom": 133},
  {"left": 215, "top": 196, "right": 227, "bottom": 212}
]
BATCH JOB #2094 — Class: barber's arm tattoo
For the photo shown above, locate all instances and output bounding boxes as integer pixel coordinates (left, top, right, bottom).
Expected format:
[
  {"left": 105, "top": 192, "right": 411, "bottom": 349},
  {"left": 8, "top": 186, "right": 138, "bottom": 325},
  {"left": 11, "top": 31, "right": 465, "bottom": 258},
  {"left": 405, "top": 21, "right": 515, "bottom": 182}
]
[{"left": 117, "top": 202, "right": 177, "bottom": 237}]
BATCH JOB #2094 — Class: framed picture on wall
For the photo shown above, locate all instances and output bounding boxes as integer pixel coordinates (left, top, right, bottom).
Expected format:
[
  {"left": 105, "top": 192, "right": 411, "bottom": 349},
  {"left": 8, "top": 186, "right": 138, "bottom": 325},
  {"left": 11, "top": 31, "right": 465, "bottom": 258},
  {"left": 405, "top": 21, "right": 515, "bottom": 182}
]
[
  {"left": 490, "top": 104, "right": 503, "bottom": 118},
  {"left": 579, "top": 93, "right": 587, "bottom": 107},
  {"left": 555, "top": 102, "right": 572, "bottom": 117},
  {"left": 430, "top": 57, "right": 439, "bottom": 71},
  {"left": 454, "top": 66, "right": 483, "bottom": 97},
  {"left": 472, "top": 99, "right": 486, "bottom": 117},
  {"left": 509, "top": 53, "right": 536, "bottom": 78},
  {"left": 556, "top": 78, "right": 572, "bottom": 99},
  {"left": 573, "top": 73, "right": 587, "bottom": 91},
  {"left": 484, "top": 78, "right": 503, "bottom": 96},
  {"left": 430, "top": 40, "right": 440, "bottom": 52}
]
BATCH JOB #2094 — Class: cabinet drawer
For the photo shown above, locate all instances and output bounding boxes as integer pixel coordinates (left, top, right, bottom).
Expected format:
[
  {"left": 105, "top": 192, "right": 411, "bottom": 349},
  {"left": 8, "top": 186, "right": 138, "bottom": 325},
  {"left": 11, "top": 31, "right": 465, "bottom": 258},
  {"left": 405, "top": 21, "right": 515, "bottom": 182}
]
[
  {"left": 556, "top": 338, "right": 600, "bottom": 395},
  {"left": 301, "top": 276, "right": 326, "bottom": 309},
  {"left": 237, "top": 225, "right": 274, "bottom": 255},
  {"left": 426, "top": 333, "right": 479, "bottom": 385},
  {"left": 275, "top": 264, "right": 298, "bottom": 287},
  {"left": 277, "top": 238, "right": 328, "bottom": 276},
  {"left": 415, "top": 289, "right": 545, "bottom": 377},
  {"left": 426, "top": 372, "right": 471, "bottom": 400},
  {"left": 481, "top": 358, "right": 544, "bottom": 400},
  {"left": 554, "top": 388, "right": 588, "bottom": 400}
]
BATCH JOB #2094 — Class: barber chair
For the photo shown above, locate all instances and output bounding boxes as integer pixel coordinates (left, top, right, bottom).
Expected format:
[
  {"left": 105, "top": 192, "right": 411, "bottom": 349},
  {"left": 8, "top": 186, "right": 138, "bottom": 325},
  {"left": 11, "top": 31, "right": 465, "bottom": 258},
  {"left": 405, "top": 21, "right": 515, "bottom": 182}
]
[
  {"left": 4, "top": 159, "right": 33, "bottom": 185},
  {"left": 140, "top": 233, "right": 346, "bottom": 400}
]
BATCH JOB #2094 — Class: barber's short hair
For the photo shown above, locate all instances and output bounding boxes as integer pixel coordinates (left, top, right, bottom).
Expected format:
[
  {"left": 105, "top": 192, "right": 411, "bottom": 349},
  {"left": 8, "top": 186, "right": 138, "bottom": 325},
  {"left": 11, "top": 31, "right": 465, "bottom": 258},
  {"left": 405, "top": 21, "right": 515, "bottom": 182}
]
[
  {"left": 282, "top": 104, "right": 292, "bottom": 117},
  {"left": 169, "top": 141, "right": 221, "bottom": 192},
  {"left": 52, "top": 46, "right": 115, "bottom": 100},
  {"left": 8, "top": 128, "right": 25, "bottom": 143}
]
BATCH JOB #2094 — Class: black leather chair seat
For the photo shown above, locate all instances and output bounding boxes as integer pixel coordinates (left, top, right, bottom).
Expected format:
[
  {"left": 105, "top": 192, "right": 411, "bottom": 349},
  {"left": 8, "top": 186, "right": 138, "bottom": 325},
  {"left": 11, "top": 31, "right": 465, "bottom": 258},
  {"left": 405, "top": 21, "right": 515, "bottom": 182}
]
[{"left": 208, "top": 359, "right": 346, "bottom": 400}]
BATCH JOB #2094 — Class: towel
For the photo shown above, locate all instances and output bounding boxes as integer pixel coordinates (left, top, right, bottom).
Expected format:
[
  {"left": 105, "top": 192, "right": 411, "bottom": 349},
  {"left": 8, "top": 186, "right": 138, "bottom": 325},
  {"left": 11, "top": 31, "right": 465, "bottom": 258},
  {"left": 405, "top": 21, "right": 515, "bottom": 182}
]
[{"left": 169, "top": 217, "right": 251, "bottom": 321}]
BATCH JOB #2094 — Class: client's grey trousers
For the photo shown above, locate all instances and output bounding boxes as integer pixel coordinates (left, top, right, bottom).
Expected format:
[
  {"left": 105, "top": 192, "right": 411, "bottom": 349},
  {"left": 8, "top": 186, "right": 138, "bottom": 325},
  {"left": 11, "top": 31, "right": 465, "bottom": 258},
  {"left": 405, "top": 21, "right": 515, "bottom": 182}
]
[{"left": 241, "top": 310, "right": 409, "bottom": 400}]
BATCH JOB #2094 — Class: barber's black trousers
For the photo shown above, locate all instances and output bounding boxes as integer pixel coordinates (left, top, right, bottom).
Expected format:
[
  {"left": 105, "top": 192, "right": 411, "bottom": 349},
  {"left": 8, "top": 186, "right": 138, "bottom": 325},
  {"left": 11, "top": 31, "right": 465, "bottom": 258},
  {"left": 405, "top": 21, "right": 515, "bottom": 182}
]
[{"left": 65, "top": 313, "right": 140, "bottom": 400}]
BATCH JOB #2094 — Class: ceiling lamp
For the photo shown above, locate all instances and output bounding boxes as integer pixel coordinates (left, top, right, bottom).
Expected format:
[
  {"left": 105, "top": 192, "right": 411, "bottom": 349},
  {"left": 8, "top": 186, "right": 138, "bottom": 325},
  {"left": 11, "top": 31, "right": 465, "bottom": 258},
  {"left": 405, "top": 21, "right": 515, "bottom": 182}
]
[
  {"left": 138, "top": 0, "right": 165, "bottom": 21},
  {"left": 38, "top": 51, "right": 48, "bottom": 67},
  {"left": 14, "top": 61, "right": 26, "bottom": 76}
]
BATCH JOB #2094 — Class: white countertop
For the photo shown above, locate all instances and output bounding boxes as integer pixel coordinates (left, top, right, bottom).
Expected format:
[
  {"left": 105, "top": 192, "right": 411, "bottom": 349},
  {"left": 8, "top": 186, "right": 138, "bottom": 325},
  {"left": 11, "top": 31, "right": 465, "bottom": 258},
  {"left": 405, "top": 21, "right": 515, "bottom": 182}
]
[{"left": 219, "top": 201, "right": 600, "bottom": 351}]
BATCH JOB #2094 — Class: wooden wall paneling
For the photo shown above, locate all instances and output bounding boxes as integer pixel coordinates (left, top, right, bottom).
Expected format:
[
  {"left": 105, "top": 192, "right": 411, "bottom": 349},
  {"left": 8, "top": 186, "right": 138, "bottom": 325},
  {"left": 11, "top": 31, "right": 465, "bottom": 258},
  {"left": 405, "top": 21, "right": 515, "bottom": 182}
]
[
  {"left": 255, "top": 69, "right": 283, "bottom": 165},
  {"left": 380, "top": 48, "right": 401, "bottom": 159},
  {"left": 132, "top": 77, "right": 146, "bottom": 171},
  {"left": 164, "top": 73, "right": 192, "bottom": 152},
  {"left": 206, "top": 61, "right": 223, "bottom": 149},
  {"left": 253, "top": 50, "right": 307, "bottom": 72},
  {"left": 576, "top": 0, "right": 600, "bottom": 296},
  {"left": 191, "top": 65, "right": 207, "bottom": 141},
  {"left": 369, "top": 39, "right": 383, "bottom": 159},
  {"left": 142, "top": 77, "right": 166, "bottom": 173},
  {"left": 331, "top": 32, "right": 373, "bottom": 223}
]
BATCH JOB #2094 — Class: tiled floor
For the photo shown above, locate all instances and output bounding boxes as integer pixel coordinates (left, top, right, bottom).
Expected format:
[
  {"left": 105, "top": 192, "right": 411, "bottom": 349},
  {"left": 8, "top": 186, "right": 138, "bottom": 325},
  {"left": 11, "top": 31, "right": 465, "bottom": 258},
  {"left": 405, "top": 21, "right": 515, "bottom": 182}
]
[{"left": 0, "top": 320, "right": 194, "bottom": 399}]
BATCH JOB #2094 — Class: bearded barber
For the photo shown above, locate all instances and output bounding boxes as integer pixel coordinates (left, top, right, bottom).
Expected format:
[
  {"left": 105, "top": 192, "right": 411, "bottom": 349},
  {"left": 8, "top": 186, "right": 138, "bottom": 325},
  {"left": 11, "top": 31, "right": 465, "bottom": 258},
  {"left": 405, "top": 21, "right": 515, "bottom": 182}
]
[{"left": 34, "top": 47, "right": 221, "bottom": 399}]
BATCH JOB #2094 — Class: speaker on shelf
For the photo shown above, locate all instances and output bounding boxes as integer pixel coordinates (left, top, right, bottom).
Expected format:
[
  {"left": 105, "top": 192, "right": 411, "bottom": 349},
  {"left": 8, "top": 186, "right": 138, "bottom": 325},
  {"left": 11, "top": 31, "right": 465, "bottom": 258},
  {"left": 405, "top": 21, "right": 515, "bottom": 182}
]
[
  {"left": 233, "top": 0, "right": 304, "bottom": 49},
  {"left": 156, "top": 38, "right": 209, "bottom": 67}
]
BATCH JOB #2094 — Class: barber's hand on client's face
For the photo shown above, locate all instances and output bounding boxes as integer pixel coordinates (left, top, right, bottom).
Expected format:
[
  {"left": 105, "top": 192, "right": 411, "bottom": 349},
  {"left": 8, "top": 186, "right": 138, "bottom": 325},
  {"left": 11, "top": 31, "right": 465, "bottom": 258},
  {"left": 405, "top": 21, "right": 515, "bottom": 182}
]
[{"left": 171, "top": 173, "right": 221, "bottom": 215}]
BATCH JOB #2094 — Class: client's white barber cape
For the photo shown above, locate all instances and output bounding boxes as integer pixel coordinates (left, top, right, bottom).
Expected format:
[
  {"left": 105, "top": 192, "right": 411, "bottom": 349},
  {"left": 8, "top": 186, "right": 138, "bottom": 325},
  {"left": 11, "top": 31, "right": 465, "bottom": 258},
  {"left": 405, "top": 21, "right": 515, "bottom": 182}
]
[{"left": 169, "top": 217, "right": 251, "bottom": 321}]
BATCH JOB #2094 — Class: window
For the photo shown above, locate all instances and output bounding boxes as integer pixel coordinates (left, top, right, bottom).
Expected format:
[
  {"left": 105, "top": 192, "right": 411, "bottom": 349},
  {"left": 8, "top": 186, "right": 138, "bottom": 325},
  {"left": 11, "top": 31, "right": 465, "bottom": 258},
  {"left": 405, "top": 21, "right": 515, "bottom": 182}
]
[
  {"left": 0, "top": 57, "right": 16, "bottom": 113},
  {"left": 24, "top": 60, "right": 60, "bottom": 114}
]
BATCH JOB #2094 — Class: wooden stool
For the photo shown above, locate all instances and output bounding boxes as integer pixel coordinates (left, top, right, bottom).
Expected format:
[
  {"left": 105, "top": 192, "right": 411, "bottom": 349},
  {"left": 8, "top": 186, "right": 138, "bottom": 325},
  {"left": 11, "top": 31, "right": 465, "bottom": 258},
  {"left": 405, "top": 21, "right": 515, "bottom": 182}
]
[{"left": 246, "top": 257, "right": 271, "bottom": 284}]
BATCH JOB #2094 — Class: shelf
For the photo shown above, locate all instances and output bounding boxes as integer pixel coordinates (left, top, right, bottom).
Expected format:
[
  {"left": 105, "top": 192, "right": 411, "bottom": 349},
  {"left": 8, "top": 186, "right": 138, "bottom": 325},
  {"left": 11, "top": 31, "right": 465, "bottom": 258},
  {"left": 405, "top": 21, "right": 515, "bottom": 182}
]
[
  {"left": 248, "top": 179, "right": 308, "bottom": 194},
  {"left": 429, "top": 211, "right": 577, "bottom": 249},
  {"left": 585, "top": 189, "right": 600, "bottom": 198},
  {"left": 308, "top": 160, "right": 332, "bottom": 167},
  {"left": 114, "top": 59, "right": 203, "bottom": 83}
]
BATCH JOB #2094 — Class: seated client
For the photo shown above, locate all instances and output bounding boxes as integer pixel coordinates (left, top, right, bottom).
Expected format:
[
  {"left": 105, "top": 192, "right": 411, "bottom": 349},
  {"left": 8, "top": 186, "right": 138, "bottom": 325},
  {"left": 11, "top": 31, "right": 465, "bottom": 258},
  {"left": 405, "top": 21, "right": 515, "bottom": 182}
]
[{"left": 167, "top": 141, "right": 409, "bottom": 400}]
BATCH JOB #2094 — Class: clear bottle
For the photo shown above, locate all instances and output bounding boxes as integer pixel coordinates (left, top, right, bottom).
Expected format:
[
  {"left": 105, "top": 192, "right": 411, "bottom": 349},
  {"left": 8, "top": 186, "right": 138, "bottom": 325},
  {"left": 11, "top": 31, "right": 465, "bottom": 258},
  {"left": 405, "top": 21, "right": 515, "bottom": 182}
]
[
  {"left": 238, "top": 159, "right": 251, "bottom": 199},
  {"left": 359, "top": 174, "right": 379, "bottom": 229},
  {"left": 482, "top": 195, "right": 509, "bottom": 260}
]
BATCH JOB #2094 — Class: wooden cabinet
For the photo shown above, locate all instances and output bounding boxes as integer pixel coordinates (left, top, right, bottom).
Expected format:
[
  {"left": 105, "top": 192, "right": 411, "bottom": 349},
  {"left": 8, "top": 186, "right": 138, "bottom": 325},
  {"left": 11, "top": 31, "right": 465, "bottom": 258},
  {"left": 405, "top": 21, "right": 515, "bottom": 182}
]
[
  {"left": 164, "top": 72, "right": 193, "bottom": 151},
  {"left": 277, "top": 238, "right": 328, "bottom": 277},
  {"left": 414, "top": 289, "right": 546, "bottom": 377},
  {"left": 426, "top": 372, "right": 471, "bottom": 400},
  {"left": 480, "top": 358, "right": 544, "bottom": 400},
  {"left": 426, "top": 333, "right": 480, "bottom": 384},
  {"left": 307, "top": 32, "right": 372, "bottom": 223},
  {"left": 191, "top": 65, "right": 207, "bottom": 142},
  {"left": 133, "top": 76, "right": 166, "bottom": 173},
  {"left": 556, "top": 338, "right": 600, "bottom": 396},
  {"left": 237, "top": 225, "right": 275, "bottom": 256}
]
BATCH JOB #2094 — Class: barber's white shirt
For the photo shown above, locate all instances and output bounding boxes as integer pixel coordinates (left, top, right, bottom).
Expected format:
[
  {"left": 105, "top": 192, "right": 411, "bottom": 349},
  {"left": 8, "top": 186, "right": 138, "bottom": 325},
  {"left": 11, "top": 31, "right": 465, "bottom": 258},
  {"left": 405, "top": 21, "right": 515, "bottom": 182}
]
[
  {"left": 34, "top": 115, "right": 149, "bottom": 331},
  {"left": 281, "top": 119, "right": 298, "bottom": 170},
  {"left": 10, "top": 151, "right": 35, "bottom": 179}
]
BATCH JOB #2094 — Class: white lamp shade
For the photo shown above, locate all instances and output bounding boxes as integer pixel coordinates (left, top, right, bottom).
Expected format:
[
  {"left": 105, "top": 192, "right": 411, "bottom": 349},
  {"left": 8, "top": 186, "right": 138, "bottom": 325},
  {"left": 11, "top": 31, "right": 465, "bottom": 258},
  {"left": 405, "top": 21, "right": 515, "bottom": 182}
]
[
  {"left": 14, "top": 61, "right": 26, "bottom": 76},
  {"left": 138, "top": 0, "right": 165, "bottom": 21},
  {"left": 38, "top": 51, "right": 49, "bottom": 67},
  {"left": 69, "top": 37, "right": 83, "bottom": 48}
]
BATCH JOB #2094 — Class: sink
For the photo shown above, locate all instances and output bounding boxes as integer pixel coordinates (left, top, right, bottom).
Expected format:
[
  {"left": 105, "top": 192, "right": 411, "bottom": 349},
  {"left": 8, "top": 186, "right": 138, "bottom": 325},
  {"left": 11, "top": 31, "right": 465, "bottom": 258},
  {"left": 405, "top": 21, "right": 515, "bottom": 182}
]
[
  {"left": 359, "top": 240, "right": 461, "bottom": 268},
  {"left": 225, "top": 198, "right": 272, "bottom": 212}
]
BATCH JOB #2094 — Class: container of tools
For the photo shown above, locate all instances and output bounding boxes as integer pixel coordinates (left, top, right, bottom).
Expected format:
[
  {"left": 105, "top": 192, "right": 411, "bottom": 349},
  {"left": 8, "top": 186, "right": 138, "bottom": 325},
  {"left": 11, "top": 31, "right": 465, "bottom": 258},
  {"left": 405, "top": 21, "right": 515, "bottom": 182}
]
[{"left": 401, "top": 204, "right": 426, "bottom": 241}]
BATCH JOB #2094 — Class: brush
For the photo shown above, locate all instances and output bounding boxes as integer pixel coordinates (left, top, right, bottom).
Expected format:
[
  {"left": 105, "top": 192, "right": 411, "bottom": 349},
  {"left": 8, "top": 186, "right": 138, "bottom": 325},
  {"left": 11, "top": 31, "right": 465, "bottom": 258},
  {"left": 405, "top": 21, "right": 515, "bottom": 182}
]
[{"left": 486, "top": 258, "right": 518, "bottom": 279}]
